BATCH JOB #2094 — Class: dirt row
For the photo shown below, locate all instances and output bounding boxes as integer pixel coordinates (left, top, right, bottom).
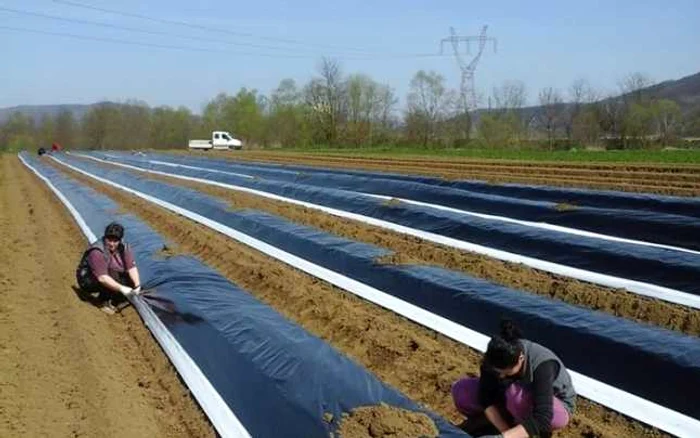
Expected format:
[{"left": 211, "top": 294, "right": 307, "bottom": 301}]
[
  {"left": 205, "top": 151, "right": 700, "bottom": 196},
  {"left": 218, "top": 151, "right": 700, "bottom": 173},
  {"left": 52, "top": 159, "right": 669, "bottom": 437},
  {"left": 0, "top": 155, "right": 214, "bottom": 438},
  {"left": 112, "top": 167, "right": 699, "bottom": 337}
]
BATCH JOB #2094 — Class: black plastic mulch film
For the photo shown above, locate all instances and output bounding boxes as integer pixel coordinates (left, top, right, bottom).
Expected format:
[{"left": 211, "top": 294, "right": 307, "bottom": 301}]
[
  {"left": 60, "top": 152, "right": 700, "bottom": 419},
  {"left": 93, "top": 152, "right": 700, "bottom": 295},
  {"left": 151, "top": 152, "right": 700, "bottom": 246},
  {"left": 24, "top": 153, "right": 466, "bottom": 438},
  {"left": 155, "top": 152, "right": 700, "bottom": 219}
]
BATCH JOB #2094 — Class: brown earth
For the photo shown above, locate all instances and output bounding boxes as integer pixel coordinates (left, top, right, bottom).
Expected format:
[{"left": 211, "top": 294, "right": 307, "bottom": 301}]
[
  {"left": 53, "top": 158, "right": 670, "bottom": 437},
  {"left": 195, "top": 151, "right": 700, "bottom": 196},
  {"left": 335, "top": 403, "right": 438, "bottom": 438},
  {"left": 120, "top": 168, "right": 699, "bottom": 337},
  {"left": 0, "top": 155, "right": 215, "bottom": 438}
]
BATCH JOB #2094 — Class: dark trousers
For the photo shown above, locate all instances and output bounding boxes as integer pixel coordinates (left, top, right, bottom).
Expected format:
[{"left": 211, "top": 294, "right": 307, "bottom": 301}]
[{"left": 98, "top": 273, "right": 134, "bottom": 306}]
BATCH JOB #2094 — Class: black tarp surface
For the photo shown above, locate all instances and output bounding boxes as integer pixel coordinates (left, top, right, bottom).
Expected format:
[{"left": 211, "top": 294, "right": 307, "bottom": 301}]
[
  {"left": 85, "top": 152, "right": 700, "bottom": 295},
  {"left": 24, "top": 152, "right": 466, "bottom": 438},
  {"left": 142, "top": 152, "right": 700, "bottom": 249},
  {"left": 56, "top": 153, "right": 700, "bottom": 419},
  {"left": 156, "top": 152, "right": 700, "bottom": 219}
]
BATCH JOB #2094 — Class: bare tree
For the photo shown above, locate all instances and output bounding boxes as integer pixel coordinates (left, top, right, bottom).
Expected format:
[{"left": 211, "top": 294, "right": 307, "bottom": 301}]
[
  {"left": 538, "top": 87, "right": 564, "bottom": 150},
  {"left": 488, "top": 80, "right": 527, "bottom": 145},
  {"left": 406, "top": 70, "right": 456, "bottom": 147},
  {"left": 317, "top": 57, "right": 345, "bottom": 145},
  {"left": 375, "top": 84, "right": 398, "bottom": 143},
  {"left": 345, "top": 73, "right": 377, "bottom": 145},
  {"left": 652, "top": 99, "right": 682, "bottom": 145},
  {"left": 620, "top": 72, "right": 654, "bottom": 104},
  {"left": 492, "top": 80, "right": 527, "bottom": 111},
  {"left": 567, "top": 78, "right": 593, "bottom": 139}
]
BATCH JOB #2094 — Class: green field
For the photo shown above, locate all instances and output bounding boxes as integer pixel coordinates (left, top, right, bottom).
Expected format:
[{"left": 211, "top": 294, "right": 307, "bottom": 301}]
[{"left": 273, "top": 146, "right": 700, "bottom": 164}]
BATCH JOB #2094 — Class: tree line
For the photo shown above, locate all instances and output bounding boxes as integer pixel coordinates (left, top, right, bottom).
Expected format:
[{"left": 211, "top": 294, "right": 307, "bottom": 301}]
[{"left": 2, "top": 59, "right": 698, "bottom": 153}]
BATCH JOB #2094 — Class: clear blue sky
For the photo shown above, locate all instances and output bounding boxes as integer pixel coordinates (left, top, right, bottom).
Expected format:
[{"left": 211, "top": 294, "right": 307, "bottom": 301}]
[{"left": 2, "top": 0, "right": 699, "bottom": 112}]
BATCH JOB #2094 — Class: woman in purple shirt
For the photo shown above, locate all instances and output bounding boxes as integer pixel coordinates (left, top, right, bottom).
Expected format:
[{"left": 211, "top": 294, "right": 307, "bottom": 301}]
[{"left": 85, "top": 222, "right": 141, "bottom": 314}]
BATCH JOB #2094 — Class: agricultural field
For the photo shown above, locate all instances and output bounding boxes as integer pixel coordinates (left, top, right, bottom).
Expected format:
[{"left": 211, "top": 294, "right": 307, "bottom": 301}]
[
  {"left": 2, "top": 150, "right": 698, "bottom": 438},
  {"left": 207, "top": 149, "right": 700, "bottom": 196}
]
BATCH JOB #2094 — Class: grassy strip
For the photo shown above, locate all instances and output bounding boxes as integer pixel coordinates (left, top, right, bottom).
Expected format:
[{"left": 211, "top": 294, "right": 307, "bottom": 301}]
[{"left": 240, "top": 147, "right": 700, "bottom": 164}]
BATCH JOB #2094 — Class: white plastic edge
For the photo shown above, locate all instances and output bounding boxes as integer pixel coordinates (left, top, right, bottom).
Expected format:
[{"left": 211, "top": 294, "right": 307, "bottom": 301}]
[
  {"left": 148, "top": 158, "right": 698, "bottom": 256},
  {"left": 360, "top": 193, "right": 700, "bottom": 256},
  {"left": 148, "top": 159, "right": 255, "bottom": 179},
  {"left": 57, "top": 154, "right": 700, "bottom": 438},
  {"left": 20, "top": 154, "right": 251, "bottom": 438},
  {"left": 77, "top": 153, "right": 700, "bottom": 310}
]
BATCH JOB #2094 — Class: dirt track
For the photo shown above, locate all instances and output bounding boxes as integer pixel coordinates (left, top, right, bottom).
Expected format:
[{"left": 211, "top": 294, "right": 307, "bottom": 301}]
[
  {"left": 0, "top": 155, "right": 214, "bottom": 437},
  {"left": 55, "top": 158, "right": 670, "bottom": 438},
  {"left": 203, "top": 151, "right": 700, "bottom": 196}
]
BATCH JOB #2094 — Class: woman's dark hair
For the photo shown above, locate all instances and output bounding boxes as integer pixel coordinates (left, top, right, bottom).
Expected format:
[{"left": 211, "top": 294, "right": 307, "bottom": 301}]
[
  {"left": 484, "top": 319, "right": 523, "bottom": 370},
  {"left": 103, "top": 222, "right": 124, "bottom": 240}
]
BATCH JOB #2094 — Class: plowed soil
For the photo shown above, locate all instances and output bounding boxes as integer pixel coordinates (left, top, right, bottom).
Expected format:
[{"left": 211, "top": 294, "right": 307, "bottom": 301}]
[
  {"left": 52, "top": 157, "right": 670, "bottom": 437},
  {"left": 200, "top": 151, "right": 700, "bottom": 196},
  {"left": 121, "top": 167, "right": 700, "bottom": 336},
  {"left": 0, "top": 155, "right": 215, "bottom": 438},
  {"left": 335, "top": 404, "right": 438, "bottom": 438}
]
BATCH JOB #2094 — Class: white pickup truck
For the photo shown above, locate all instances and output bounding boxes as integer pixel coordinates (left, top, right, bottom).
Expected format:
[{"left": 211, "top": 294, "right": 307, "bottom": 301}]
[{"left": 188, "top": 131, "right": 243, "bottom": 150}]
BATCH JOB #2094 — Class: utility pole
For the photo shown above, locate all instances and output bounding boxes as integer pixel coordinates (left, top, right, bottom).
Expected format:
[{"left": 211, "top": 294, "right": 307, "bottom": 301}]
[{"left": 441, "top": 26, "right": 497, "bottom": 112}]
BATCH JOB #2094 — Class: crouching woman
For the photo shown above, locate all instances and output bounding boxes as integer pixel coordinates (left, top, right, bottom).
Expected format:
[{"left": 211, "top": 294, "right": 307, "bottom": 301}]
[
  {"left": 451, "top": 320, "right": 576, "bottom": 438},
  {"left": 77, "top": 222, "right": 142, "bottom": 314}
]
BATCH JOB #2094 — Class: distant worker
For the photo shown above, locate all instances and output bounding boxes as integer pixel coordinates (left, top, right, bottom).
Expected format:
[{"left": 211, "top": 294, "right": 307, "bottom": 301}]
[
  {"left": 76, "top": 222, "right": 142, "bottom": 314},
  {"left": 51, "top": 142, "right": 62, "bottom": 152},
  {"left": 451, "top": 319, "right": 576, "bottom": 438}
]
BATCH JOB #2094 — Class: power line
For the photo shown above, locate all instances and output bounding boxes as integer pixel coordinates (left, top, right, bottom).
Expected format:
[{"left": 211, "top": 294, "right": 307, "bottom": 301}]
[
  {"left": 0, "top": 25, "right": 312, "bottom": 58},
  {"left": 51, "top": 0, "right": 413, "bottom": 56},
  {"left": 0, "top": 24, "right": 448, "bottom": 61},
  {"left": 1, "top": 5, "right": 449, "bottom": 60},
  {"left": 0, "top": 6, "right": 323, "bottom": 53}
]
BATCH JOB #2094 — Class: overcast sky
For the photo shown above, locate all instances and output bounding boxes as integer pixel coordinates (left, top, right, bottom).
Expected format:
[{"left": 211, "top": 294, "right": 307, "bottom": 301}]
[{"left": 2, "top": 0, "right": 699, "bottom": 112}]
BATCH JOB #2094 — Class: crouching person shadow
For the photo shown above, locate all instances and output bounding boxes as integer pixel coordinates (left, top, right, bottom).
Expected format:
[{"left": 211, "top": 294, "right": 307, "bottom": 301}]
[
  {"left": 72, "top": 284, "right": 101, "bottom": 306},
  {"left": 71, "top": 285, "right": 130, "bottom": 314}
]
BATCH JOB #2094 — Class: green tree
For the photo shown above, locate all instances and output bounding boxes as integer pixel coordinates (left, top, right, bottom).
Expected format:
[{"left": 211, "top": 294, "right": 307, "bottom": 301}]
[
  {"left": 229, "top": 88, "right": 265, "bottom": 144},
  {"left": 269, "top": 79, "right": 312, "bottom": 147},
  {"left": 477, "top": 112, "right": 521, "bottom": 148},
  {"left": 82, "top": 103, "right": 119, "bottom": 149},
  {"left": 624, "top": 102, "right": 654, "bottom": 147},
  {"left": 0, "top": 112, "right": 36, "bottom": 151},
  {"left": 150, "top": 106, "right": 194, "bottom": 149},
  {"left": 38, "top": 114, "right": 56, "bottom": 148},
  {"left": 116, "top": 101, "right": 151, "bottom": 149},
  {"left": 54, "top": 109, "right": 76, "bottom": 148}
]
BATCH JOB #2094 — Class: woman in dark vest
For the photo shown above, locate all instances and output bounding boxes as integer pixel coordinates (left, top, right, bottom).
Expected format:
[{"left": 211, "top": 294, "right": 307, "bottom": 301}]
[{"left": 451, "top": 320, "right": 576, "bottom": 438}]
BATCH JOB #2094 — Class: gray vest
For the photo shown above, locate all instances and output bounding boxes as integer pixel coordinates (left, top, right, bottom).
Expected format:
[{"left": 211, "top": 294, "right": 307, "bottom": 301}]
[{"left": 519, "top": 340, "right": 576, "bottom": 413}]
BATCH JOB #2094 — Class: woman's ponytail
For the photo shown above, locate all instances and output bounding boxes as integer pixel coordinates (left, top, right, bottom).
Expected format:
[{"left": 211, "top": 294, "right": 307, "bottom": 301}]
[
  {"left": 499, "top": 318, "right": 522, "bottom": 343},
  {"left": 483, "top": 318, "right": 523, "bottom": 370}
]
